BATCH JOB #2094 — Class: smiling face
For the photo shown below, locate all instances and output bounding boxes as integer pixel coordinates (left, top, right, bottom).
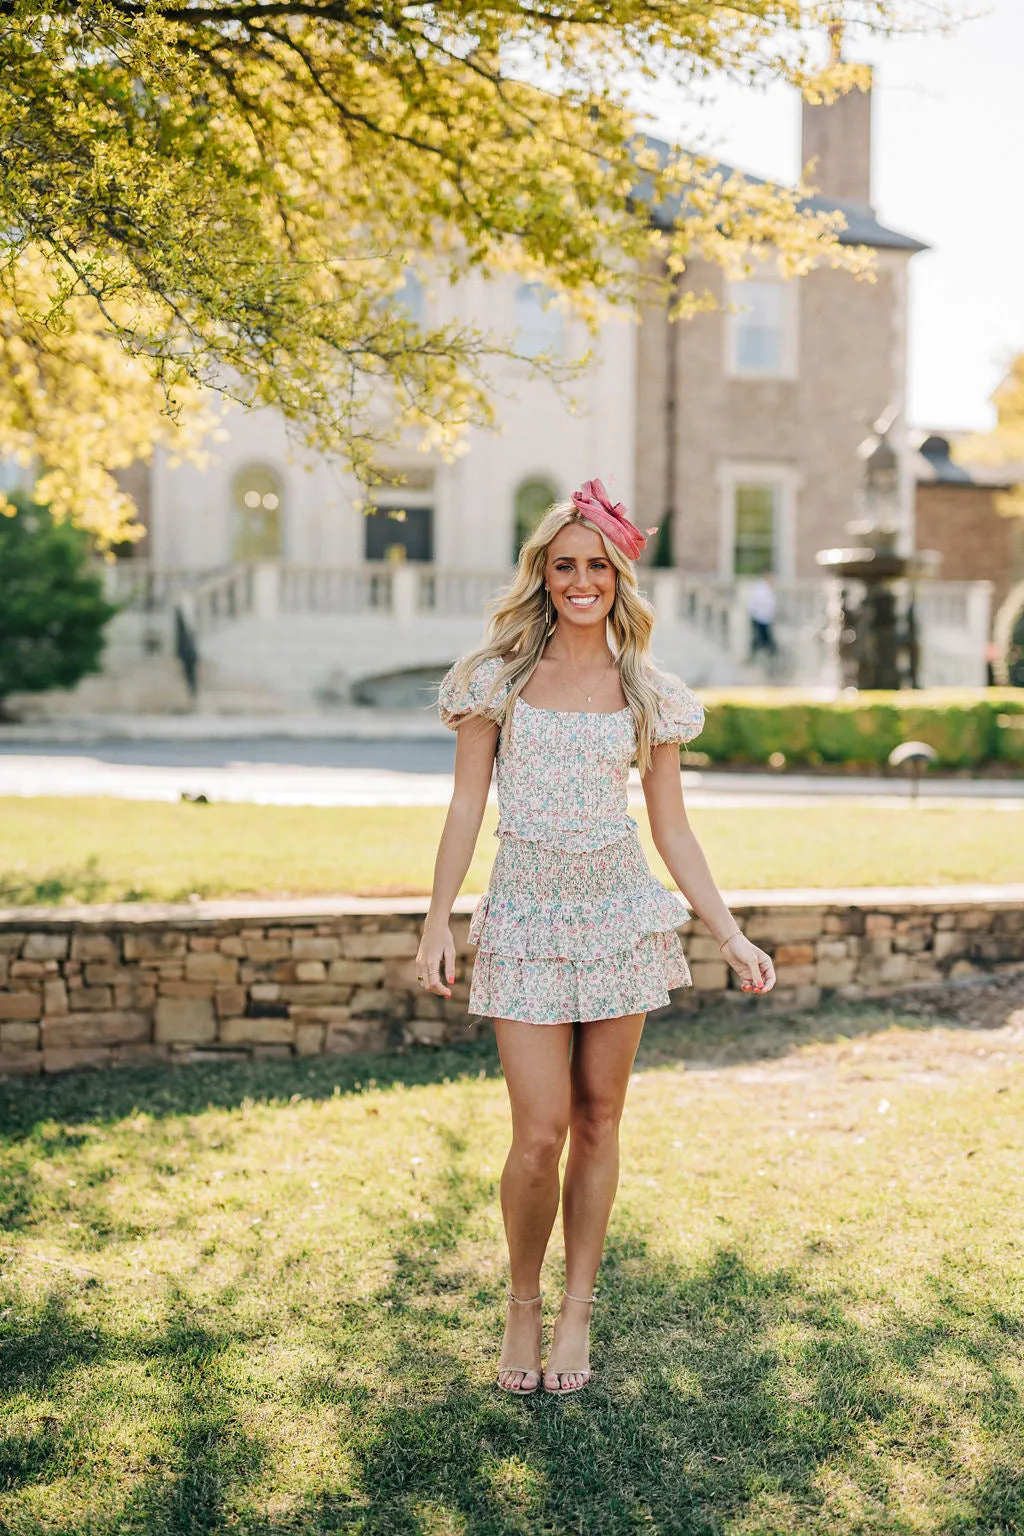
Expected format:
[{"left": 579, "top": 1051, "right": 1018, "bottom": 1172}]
[{"left": 544, "top": 522, "right": 617, "bottom": 631}]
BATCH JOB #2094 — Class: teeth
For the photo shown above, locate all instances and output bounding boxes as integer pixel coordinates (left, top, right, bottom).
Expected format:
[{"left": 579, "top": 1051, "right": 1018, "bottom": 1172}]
[{"left": 568, "top": 595, "right": 598, "bottom": 605}]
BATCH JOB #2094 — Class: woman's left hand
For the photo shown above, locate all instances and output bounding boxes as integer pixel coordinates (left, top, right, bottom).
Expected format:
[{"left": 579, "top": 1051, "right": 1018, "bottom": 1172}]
[{"left": 720, "top": 932, "right": 776, "bottom": 994}]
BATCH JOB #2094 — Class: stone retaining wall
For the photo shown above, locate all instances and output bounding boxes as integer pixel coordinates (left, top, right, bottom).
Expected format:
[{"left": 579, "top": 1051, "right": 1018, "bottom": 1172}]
[{"left": 1, "top": 891, "right": 1022, "bottom": 1077}]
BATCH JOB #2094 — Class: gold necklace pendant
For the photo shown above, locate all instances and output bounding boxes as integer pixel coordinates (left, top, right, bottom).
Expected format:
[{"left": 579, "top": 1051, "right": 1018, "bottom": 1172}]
[{"left": 546, "top": 646, "right": 614, "bottom": 708}]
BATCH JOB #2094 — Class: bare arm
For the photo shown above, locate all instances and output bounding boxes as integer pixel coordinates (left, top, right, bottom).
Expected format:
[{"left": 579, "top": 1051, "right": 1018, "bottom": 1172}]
[
  {"left": 642, "top": 743, "right": 775, "bottom": 993},
  {"left": 417, "top": 714, "right": 499, "bottom": 998}
]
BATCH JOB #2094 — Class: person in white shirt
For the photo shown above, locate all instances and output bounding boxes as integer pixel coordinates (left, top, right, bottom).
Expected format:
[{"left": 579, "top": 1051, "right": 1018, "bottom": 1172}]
[{"left": 747, "top": 573, "right": 777, "bottom": 658}]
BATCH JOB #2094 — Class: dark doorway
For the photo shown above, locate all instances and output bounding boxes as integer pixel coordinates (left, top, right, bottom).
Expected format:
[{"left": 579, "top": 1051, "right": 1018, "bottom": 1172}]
[{"left": 364, "top": 505, "right": 434, "bottom": 562}]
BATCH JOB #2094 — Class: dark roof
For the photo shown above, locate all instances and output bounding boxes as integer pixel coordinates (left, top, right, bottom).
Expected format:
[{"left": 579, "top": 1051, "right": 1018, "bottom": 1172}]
[
  {"left": 916, "top": 433, "right": 973, "bottom": 484},
  {"left": 910, "top": 429, "right": 1020, "bottom": 487},
  {"left": 634, "top": 134, "right": 928, "bottom": 254}
]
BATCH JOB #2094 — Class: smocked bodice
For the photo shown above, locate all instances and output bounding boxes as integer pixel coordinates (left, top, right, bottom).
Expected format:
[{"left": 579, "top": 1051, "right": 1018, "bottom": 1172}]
[
  {"left": 494, "top": 701, "right": 636, "bottom": 851},
  {"left": 438, "top": 656, "right": 705, "bottom": 854}
]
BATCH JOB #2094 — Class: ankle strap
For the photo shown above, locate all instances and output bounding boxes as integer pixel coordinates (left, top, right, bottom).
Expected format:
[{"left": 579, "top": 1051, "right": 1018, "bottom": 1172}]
[
  {"left": 564, "top": 1289, "right": 596, "bottom": 1304},
  {"left": 507, "top": 1289, "right": 542, "bottom": 1305}
]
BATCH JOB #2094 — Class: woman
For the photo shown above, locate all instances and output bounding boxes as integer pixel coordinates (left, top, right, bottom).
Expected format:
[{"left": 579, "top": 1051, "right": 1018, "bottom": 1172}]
[{"left": 416, "top": 479, "right": 775, "bottom": 1398}]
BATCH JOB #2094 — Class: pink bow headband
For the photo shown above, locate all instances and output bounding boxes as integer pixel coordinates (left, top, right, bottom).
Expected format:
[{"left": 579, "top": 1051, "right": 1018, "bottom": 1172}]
[{"left": 570, "top": 478, "right": 656, "bottom": 560}]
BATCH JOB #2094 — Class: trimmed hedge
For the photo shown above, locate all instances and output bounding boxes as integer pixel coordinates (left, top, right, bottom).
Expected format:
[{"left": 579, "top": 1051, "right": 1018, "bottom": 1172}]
[{"left": 689, "top": 688, "right": 1024, "bottom": 770}]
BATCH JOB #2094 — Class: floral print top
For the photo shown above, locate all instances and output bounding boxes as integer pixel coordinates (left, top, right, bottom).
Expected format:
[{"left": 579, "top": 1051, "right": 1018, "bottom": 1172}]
[{"left": 437, "top": 655, "right": 704, "bottom": 853}]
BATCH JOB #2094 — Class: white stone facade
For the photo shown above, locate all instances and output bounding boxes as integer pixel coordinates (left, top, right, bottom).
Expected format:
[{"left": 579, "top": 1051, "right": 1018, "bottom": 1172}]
[{"left": 148, "top": 271, "right": 637, "bottom": 576}]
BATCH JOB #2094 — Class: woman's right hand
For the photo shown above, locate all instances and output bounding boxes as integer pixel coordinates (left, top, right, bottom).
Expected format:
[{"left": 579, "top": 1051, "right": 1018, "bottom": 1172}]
[{"left": 416, "top": 921, "right": 455, "bottom": 998}]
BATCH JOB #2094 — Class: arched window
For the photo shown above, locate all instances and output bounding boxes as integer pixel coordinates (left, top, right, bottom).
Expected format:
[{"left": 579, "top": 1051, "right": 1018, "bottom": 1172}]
[
  {"left": 514, "top": 283, "right": 563, "bottom": 360},
  {"left": 393, "top": 271, "right": 425, "bottom": 326},
  {"left": 231, "top": 464, "right": 283, "bottom": 561},
  {"left": 513, "top": 476, "right": 558, "bottom": 559}
]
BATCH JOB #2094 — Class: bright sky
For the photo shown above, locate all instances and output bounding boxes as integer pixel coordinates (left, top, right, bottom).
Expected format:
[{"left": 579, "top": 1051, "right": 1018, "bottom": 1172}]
[{"left": 635, "top": 0, "right": 1024, "bottom": 432}]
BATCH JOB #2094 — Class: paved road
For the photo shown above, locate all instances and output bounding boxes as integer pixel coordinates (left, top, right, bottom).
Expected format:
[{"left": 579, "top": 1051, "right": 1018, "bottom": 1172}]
[{"left": 0, "top": 738, "right": 1020, "bottom": 808}]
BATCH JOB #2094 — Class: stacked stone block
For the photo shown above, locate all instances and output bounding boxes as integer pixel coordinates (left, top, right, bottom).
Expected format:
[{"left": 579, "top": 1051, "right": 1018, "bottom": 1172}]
[{"left": 0, "top": 899, "right": 1021, "bottom": 1077}]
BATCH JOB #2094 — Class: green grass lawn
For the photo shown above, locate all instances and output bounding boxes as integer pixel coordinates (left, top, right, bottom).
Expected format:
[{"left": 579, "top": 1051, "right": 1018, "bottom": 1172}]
[
  {"left": 1, "top": 798, "right": 1023, "bottom": 905},
  {"left": 1, "top": 1002, "right": 1023, "bottom": 1533}
]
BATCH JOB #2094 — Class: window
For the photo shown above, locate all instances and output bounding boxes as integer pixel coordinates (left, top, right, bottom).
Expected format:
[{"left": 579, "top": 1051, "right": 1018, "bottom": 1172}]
[
  {"left": 733, "top": 484, "right": 778, "bottom": 575},
  {"left": 231, "top": 464, "right": 283, "bottom": 560},
  {"left": 513, "top": 477, "right": 558, "bottom": 559},
  {"left": 726, "top": 280, "right": 795, "bottom": 379},
  {"left": 364, "top": 470, "right": 435, "bottom": 562},
  {"left": 514, "top": 283, "right": 563, "bottom": 360}
]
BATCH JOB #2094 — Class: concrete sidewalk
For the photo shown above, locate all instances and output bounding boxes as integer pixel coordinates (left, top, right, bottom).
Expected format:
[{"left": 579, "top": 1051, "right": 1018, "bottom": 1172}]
[
  {"left": 0, "top": 712, "right": 1019, "bottom": 807},
  {"left": 0, "top": 710, "right": 447, "bottom": 743},
  {"left": 0, "top": 749, "right": 1019, "bottom": 807}
]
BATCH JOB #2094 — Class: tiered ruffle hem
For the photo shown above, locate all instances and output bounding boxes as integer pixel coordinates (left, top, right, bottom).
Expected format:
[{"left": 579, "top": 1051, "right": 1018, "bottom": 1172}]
[{"left": 469, "top": 829, "right": 692, "bottom": 1025}]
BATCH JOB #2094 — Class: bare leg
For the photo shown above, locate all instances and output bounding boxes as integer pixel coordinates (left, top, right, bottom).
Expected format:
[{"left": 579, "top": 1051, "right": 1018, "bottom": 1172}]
[
  {"left": 545, "top": 1011, "right": 646, "bottom": 1392},
  {"left": 493, "top": 1016, "right": 573, "bottom": 1391}
]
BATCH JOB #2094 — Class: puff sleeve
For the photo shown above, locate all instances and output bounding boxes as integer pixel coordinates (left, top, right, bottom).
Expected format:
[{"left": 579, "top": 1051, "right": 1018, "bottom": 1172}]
[
  {"left": 437, "top": 655, "right": 510, "bottom": 730},
  {"left": 652, "top": 673, "right": 705, "bottom": 746}
]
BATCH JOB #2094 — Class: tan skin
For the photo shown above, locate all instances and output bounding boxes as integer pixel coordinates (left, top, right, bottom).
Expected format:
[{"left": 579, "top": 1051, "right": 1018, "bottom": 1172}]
[{"left": 417, "top": 523, "right": 775, "bottom": 1392}]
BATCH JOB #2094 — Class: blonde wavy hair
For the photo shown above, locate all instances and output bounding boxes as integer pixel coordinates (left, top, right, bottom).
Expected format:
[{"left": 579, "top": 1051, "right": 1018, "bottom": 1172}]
[{"left": 447, "top": 500, "right": 669, "bottom": 773}]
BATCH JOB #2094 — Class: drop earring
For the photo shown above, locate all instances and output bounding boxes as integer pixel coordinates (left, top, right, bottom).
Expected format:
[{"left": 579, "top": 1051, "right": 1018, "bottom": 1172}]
[{"left": 544, "top": 587, "right": 556, "bottom": 634}]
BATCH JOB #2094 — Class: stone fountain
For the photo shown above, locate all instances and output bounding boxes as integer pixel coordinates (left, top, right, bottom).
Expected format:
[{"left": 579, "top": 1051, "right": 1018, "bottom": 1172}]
[{"left": 816, "top": 420, "right": 939, "bottom": 690}]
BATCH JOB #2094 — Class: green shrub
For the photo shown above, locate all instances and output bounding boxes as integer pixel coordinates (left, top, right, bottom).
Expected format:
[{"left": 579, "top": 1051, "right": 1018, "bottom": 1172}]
[
  {"left": 687, "top": 700, "right": 733, "bottom": 761},
  {"left": 809, "top": 699, "right": 901, "bottom": 766},
  {"left": 0, "top": 492, "right": 117, "bottom": 713},
  {"left": 995, "top": 706, "right": 1024, "bottom": 765},
  {"left": 690, "top": 692, "right": 817, "bottom": 765},
  {"left": 893, "top": 702, "right": 995, "bottom": 768},
  {"left": 691, "top": 689, "right": 1024, "bottom": 771}
]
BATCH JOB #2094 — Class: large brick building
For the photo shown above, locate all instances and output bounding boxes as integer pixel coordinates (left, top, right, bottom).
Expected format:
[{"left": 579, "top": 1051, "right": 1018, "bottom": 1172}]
[{"left": 636, "top": 78, "right": 926, "bottom": 581}]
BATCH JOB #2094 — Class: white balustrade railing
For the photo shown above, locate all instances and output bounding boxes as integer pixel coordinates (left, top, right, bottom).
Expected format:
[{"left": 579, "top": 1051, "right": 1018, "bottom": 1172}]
[
  {"left": 647, "top": 575, "right": 829, "bottom": 654},
  {"left": 279, "top": 565, "right": 393, "bottom": 615},
  {"left": 914, "top": 581, "right": 970, "bottom": 630},
  {"left": 96, "top": 562, "right": 991, "bottom": 686},
  {"left": 673, "top": 578, "right": 736, "bottom": 650},
  {"left": 914, "top": 580, "right": 992, "bottom": 687},
  {"left": 417, "top": 568, "right": 513, "bottom": 616},
  {"left": 190, "top": 566, "right": 256, "bottom": 633},
  {"left": 773, "top": 579, "right": 832, "bottom": 629},
  {"left": 101, "top": 562, "right": 208, "bottom": 612}
]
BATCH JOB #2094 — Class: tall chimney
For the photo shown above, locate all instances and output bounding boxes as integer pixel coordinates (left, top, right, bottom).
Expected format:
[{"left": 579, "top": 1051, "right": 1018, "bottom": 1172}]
[{"left": 801, "top": 33, "right": 873, "bottom": 212}]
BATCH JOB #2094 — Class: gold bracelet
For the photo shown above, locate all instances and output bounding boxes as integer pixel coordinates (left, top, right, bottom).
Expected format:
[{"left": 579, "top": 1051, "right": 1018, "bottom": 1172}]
[{"left": 719, "top": 930, "right": 742, "bottom": 952}]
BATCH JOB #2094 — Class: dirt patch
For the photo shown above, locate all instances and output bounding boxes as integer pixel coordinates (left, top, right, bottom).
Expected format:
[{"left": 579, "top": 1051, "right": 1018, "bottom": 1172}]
[
  {"left": 886, "top": 963, "right": 1024, "bottom": 1033},
  {"left": 640, "top": 965, "right": 1024, "bottom": 1083}
]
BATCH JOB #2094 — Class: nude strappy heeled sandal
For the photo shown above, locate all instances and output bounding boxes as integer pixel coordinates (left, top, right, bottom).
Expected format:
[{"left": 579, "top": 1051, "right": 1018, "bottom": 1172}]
[
  {"left": 496, "top": 1290, "right": 543, "bottom": 1395},
  {"left": 544, "top": 1290, "right": 596, "bottom": 1396}
]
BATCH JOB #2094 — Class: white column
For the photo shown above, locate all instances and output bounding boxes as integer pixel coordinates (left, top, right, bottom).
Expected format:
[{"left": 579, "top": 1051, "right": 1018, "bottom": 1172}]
[
  {"left": 253, "top": 562, "right": 279, "bottom": 620},
  {"left": 392, "top": 564, "right": 418, "bottom": 623},
  {"left": 650, "top": 570, "right": 680, "bottom": 630}
]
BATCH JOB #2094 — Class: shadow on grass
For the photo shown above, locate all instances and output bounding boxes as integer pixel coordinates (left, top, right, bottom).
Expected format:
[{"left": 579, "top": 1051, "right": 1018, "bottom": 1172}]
[
  {"left": 298, "top": 1221, "right": 1024, "bottom": 1536},
  {"left": 0, "top": 1036, "right": 503, "bottom": 1147},
  {"left": 0, "top": 1290, "right": 271, "bottom": 1529},
  {"left": 2, "top": 990, "right": 1009, "bottom": 1150},
  {"left": 0, "top": 1288, "right": 269, "bottom": 1535},
  {"left": 1, "top": 1126, "right": 1023, "bottom": 1534}
]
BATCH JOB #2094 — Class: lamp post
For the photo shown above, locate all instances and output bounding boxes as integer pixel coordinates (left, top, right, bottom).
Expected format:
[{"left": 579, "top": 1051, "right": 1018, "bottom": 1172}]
[{"left": 860, "top": 429, "right": 900, "bottom": 532}]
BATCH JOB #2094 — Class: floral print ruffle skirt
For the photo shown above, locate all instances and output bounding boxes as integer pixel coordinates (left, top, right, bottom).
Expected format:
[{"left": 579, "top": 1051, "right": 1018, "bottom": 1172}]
[{"left": 469, "top": 830, "right": 692, "bottom": 1025}]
